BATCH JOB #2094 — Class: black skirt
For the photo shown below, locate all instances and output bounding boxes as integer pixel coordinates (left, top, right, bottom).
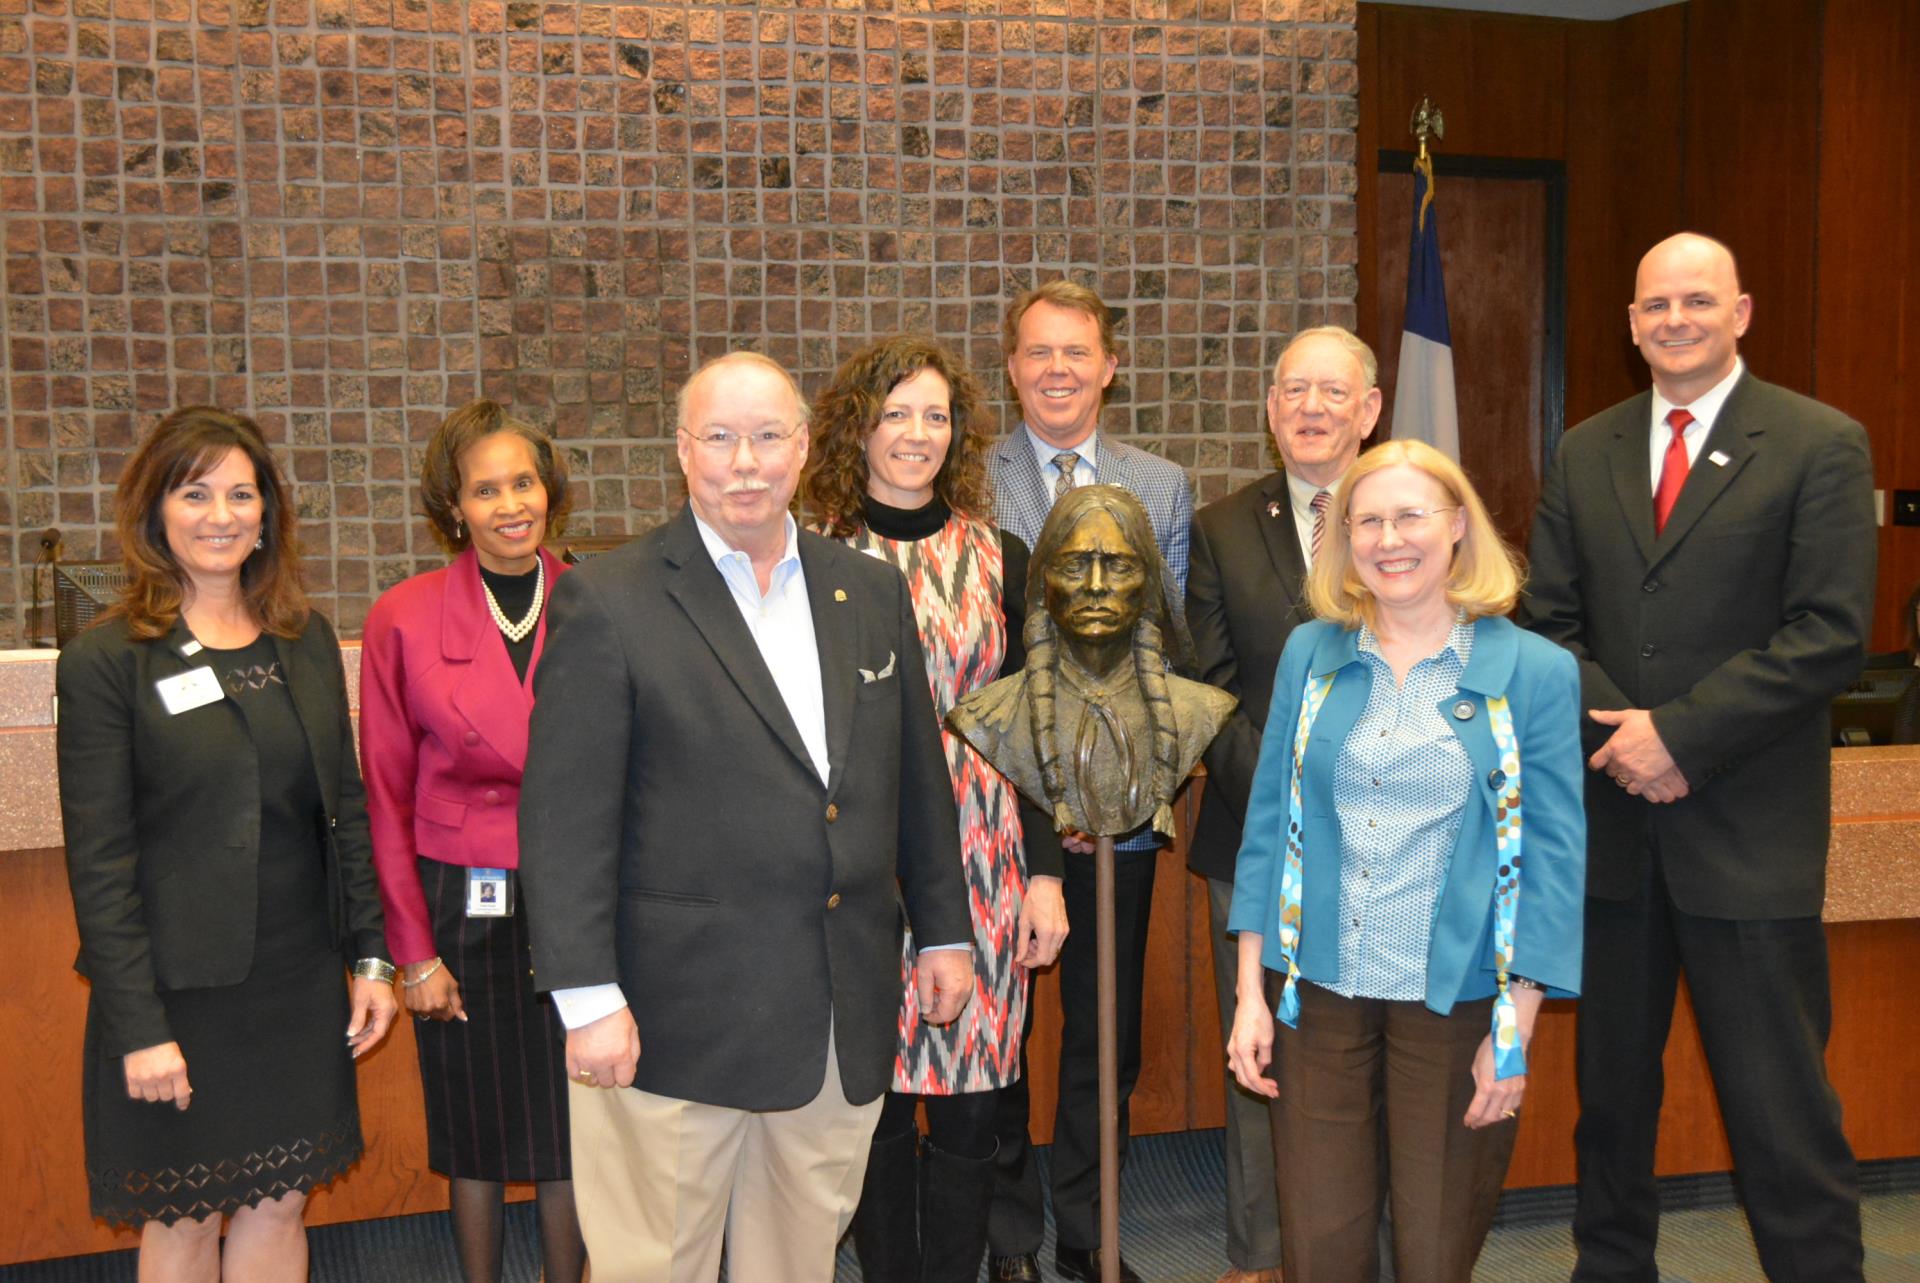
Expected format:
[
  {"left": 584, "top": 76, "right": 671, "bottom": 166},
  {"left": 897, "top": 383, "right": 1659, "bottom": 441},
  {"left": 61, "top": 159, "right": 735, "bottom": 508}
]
[{"left": 414, "top": 857, "right": 571, "bottom": 1181}]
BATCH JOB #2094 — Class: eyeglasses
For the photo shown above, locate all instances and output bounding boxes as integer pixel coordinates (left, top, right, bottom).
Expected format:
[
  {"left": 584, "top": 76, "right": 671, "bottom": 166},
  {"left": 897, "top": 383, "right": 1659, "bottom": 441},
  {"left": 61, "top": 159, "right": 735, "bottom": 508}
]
[
  {"left": 679, "top": 425, "right": 804, "bottom": 455},
  {"left": 1345, "top": 506, "right": 1458, "bottom": 540},
  {"left": 1276, "top": 379, "right": 1355, "bottom": 407}
]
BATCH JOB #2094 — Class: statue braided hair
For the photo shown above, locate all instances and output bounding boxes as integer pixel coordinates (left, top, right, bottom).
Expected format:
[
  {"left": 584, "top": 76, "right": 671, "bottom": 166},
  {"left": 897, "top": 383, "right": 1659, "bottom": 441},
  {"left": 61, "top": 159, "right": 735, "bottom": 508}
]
[{"left": 1022, "top": 485, "right": 1191, "bottom": 836}]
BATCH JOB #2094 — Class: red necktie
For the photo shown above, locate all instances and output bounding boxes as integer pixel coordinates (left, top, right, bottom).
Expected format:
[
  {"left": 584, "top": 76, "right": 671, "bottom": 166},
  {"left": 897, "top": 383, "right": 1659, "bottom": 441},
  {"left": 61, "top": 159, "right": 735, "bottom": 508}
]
[{"left": 1653, "top": 408, "right": 1694, "bottom": 534}]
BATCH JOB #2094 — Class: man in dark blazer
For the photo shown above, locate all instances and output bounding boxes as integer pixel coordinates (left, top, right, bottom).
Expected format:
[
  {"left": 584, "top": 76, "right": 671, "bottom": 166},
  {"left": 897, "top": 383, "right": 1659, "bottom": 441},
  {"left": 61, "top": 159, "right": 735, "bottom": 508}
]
[
  {"left": 1523, "top": 233, "right": 1875, "bottom": 1283},
  {"left": 986, "top": 281, "right": 1193, "bottom": 1283},
  {"left": 517, "top": 351, "right": 976, "bottom": 1283},
  {"left": 1185, "top": 325, "right": 1381, "bottom": 1283}
]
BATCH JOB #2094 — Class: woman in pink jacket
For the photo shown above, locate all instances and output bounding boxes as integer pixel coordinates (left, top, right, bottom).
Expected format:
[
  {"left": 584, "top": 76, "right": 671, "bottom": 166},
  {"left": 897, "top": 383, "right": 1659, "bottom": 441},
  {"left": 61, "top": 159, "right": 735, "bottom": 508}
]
[{"left": 359, "top": 400, "right": 584, "bottom": 1283}]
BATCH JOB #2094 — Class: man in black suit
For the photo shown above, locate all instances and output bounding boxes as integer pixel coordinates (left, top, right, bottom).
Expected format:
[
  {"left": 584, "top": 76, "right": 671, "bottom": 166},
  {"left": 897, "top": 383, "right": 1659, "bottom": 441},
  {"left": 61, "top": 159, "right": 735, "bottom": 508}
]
[
  {"left": 517, "top": 351, "right": 977, "bottom": 1283},
  {"left": 1524, "top": 233, "right": 1875, "bottom": 1283},
  {"left": 1184, "top": 326, "right": 1380, "bottom": 1283}
]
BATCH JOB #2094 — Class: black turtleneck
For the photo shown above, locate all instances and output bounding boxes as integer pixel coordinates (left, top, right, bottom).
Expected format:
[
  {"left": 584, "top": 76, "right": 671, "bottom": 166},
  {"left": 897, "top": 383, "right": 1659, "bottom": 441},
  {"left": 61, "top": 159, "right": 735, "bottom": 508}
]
[
  {"left": 858, "top": 495, "right": 1032, "bottom": 678},
  {"left": 478, "top": 561, "right": 542, "bottom": 682}
]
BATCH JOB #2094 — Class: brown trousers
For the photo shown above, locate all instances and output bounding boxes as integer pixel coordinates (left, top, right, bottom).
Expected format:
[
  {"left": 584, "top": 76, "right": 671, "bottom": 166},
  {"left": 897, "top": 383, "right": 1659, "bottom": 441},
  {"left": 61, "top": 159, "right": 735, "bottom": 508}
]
[{"left": 1267, "top": 979, "right": 1518, "bottom": 1283}]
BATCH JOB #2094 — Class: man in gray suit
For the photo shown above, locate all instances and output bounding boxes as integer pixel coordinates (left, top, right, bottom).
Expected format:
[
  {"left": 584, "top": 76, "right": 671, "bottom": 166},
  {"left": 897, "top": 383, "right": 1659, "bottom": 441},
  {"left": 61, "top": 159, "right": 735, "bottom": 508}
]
[
  {"left": 518, "top": 351, "right": 976, "bottom": 1283},
  {"left": 1185, "top": 326, "right": 1382, "bottom": 1283},
  {"left": 1524, "top": 233, "right": 1875, "bottom": 1283},
  {"left": 986, "top": 281, "right": 1193, "bottom": 1283}
]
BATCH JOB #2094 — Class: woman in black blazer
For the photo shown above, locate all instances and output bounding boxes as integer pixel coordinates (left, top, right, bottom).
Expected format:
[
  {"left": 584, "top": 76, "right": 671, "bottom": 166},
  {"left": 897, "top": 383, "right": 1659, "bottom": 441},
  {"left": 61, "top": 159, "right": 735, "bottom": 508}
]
[{"left": 57, "top": 407, "right": 397, "bottom": 1279}]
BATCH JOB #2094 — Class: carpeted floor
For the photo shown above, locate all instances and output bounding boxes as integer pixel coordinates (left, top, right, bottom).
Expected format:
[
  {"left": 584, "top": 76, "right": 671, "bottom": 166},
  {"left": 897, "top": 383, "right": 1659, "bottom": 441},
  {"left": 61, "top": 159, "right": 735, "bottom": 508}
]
[{"left": 6, "top": 1129, "right": 1918, "bottom": 1281}]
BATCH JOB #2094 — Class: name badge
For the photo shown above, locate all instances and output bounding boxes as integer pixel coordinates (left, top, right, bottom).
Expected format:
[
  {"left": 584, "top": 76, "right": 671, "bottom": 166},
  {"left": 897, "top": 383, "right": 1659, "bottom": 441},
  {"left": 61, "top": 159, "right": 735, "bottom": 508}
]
[
  {"left": 155, "top": 666, "right": 225, "bottom": 716},
  {"left": 466, "top": 867, "right": 512, "bottom": 918}
]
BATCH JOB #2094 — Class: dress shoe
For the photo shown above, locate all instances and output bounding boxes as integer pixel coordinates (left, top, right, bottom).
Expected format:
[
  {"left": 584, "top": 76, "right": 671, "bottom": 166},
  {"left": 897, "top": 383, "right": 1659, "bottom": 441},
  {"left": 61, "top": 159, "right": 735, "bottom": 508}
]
[
  {"left": 989, "top": 1252, "right": 1042, "bottom": 1282},
  {"left": 1055, "top": 1245, "right": 1145, "bottom": 1283},
  {"left": 1216, "top": 1270, "right": 1285, "bottom": 1283}
]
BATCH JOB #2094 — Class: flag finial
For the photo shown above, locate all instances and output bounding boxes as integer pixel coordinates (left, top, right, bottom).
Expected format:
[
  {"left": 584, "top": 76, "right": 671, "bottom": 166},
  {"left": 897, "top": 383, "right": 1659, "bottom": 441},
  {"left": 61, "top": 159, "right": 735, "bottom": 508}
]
[{"left": 1409, "top": 96, "right": 1445, "bottom": 164}]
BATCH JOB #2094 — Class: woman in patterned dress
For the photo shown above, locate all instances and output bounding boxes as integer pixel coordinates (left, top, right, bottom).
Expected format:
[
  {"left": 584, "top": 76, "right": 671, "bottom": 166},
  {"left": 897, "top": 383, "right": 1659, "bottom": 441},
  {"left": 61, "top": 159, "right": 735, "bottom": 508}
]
[{"left": 804, "top": 335, "right": 1070, "bottom": 1283}]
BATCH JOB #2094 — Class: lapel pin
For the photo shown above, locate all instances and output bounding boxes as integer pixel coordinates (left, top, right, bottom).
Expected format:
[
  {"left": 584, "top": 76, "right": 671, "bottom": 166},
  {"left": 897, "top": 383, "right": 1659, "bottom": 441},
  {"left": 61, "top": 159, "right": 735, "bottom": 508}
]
[
  {"left": 833, "top": 588, "right": 847, "bottom": 602},
  {"left": 1708, "top": 450, "right": 1731, "bottom": 467},
  {"left": 1267, "top": 501, "right": 1284, "bottom": 519},
  {"left": 1452, "top": 699, "right": 1476, "bottom": 721}
]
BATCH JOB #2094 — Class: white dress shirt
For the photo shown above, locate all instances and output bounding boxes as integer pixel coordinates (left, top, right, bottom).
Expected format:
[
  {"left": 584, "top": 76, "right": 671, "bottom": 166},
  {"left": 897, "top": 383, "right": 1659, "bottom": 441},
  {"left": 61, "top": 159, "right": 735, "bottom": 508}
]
[{"left": 1648, "top": 357, "right": 1744, "bottom": 492}]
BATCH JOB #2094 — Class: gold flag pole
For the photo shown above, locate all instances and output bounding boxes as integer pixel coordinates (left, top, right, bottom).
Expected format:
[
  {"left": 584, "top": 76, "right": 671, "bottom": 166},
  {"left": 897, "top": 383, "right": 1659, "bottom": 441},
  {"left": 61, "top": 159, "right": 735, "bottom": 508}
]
[{"left": 1409, "top": 96, "right": 1444, "bottom": 231}]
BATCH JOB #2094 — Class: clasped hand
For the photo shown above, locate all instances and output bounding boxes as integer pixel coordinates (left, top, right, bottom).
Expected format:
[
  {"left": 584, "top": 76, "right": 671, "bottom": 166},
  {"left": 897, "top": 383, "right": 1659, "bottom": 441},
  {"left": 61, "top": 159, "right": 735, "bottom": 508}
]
[{"left": 1587, "top": 707, "right": 1689, "bottom": 803}]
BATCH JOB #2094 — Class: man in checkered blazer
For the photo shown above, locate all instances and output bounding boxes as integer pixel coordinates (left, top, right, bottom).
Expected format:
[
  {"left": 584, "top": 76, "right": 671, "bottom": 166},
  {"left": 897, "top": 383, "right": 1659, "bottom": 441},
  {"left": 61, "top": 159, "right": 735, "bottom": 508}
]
[{"left": 985, "top": 280, "right": 1193, "bottom": 1283}]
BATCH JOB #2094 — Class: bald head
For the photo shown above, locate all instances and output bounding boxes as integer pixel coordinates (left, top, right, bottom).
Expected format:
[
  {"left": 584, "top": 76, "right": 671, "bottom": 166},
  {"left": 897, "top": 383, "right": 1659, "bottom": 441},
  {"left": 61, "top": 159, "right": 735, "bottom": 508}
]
[
  {"left": 676, "top": 351, "right": 809, "bottom": 436},
  {"left": 1628, "top": 232, "right": 1752, "bottom": 405}
]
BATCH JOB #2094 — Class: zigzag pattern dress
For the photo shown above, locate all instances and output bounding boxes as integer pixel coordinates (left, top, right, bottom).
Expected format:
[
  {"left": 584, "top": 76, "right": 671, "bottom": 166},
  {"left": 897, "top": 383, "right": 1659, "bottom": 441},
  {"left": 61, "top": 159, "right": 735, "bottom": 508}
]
[{"left": 846, "top": 498, "right": 1033, "bottom": 1092}]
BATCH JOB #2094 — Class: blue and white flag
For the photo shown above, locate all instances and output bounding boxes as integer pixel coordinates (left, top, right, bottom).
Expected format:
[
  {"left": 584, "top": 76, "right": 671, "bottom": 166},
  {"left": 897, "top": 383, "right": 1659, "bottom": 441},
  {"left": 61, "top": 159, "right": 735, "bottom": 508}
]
[{"left": 1391, "top": 153, "right": 1459, "bottom": 461}]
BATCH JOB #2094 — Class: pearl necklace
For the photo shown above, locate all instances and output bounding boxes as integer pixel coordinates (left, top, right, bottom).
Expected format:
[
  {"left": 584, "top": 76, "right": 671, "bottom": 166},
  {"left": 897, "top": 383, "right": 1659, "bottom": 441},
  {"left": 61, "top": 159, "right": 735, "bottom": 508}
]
[{"left": 482, "top": 558, "right": 545, "bottom": 643}]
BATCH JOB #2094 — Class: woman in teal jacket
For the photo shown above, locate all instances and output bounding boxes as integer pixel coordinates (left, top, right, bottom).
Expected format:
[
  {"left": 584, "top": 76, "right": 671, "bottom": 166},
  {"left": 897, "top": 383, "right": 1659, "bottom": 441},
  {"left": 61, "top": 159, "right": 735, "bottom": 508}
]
[{"left": 1226, "top": 440, "right": 1586, "bottom": 1283}]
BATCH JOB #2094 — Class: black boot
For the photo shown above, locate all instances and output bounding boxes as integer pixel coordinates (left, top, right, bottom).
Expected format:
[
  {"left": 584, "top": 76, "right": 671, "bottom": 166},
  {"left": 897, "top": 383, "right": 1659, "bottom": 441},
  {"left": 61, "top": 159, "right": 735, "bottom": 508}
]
[
  {"left": 917, "top": 1138, "right": 997, "bottom": 1283},
  {"left": 853, "top": 1124, "right": 921, "bottom": 1283}
]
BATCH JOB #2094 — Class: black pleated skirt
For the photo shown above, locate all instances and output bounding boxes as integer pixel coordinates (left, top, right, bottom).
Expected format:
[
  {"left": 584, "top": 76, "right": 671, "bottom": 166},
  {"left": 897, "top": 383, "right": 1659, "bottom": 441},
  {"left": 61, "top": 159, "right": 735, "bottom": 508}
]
[{"left": 414, "top": 857, "right": 571, "bottom": 1181}]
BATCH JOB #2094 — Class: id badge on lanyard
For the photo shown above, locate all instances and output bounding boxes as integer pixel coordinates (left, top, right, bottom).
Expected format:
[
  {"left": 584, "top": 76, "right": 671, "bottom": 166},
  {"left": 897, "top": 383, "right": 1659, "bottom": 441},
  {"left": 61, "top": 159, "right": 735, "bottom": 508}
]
[{"left": 466, "top": 867, "right": 513, "bottom": 918}]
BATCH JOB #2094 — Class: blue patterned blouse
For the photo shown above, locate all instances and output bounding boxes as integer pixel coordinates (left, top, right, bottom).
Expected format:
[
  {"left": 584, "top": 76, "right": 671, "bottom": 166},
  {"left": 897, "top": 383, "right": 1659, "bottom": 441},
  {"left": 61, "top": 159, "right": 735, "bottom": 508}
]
[{"left": 1325, "top": 613, "right": 1476, "bottom": 1001}]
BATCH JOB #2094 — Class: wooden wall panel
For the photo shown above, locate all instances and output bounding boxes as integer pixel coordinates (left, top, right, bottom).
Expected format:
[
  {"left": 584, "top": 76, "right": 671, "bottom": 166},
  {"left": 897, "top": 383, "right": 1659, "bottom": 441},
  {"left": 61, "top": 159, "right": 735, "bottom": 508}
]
[
  {"left": 1364, "top": 7, "right": 1567, "bottom": 162},
  {"left": 1680, "top": 0, "right": 1824, "bottom": 397},
  {"left": 1356, "top": 4, "right": 1570, "bottom": 357},
  {"left": 1815, "top": 0, "right": 1920, "bottom": 654},
  {"left": 1562, "top": 5, "right": 1687, "bottom": 428}
]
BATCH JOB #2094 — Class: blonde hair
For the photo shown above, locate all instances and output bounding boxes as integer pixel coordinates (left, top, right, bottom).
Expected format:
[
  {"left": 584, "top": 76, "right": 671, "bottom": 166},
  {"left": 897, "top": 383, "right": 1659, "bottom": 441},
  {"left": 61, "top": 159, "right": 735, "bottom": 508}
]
[{"left": 1306, "top": 439, "right": 1522, "bottom": 628}]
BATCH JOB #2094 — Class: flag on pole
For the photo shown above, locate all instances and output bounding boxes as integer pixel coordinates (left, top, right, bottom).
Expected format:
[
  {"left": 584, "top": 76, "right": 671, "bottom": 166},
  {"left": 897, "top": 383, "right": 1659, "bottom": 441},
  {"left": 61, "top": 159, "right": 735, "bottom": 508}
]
[{"left": 1391, "top": 151, "right": 1459, "bottom": 460}]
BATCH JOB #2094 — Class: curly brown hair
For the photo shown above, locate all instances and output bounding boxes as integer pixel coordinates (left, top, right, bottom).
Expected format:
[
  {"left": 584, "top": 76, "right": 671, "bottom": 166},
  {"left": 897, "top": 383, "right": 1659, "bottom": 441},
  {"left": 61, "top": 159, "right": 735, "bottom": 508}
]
[
  {"left": 802, "top": 335, "right": 993, "bottom": 537},
  {"left": 112, "top": 406, "right": 308, "bottom": 640},
  {"left": 419, "top": 400, "right": 572, "bottom": 553}
]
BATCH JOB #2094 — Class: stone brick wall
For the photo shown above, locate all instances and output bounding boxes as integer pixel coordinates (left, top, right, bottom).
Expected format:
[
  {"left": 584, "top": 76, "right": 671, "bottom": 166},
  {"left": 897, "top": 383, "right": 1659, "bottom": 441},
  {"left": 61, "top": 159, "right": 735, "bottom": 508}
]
[{"left": 2, "top": 0, "right": 1357, "bottom": 642}]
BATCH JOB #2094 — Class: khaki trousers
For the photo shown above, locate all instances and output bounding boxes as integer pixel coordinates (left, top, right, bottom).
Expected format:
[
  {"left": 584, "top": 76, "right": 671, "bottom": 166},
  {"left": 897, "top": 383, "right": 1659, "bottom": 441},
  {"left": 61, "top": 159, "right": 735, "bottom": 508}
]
[
  {"left": 567, "top": 1035, "right": 883, "bottom": 1283},
  {"left": 1268, "top": 979, "right": 1517, "bottom": 1283}
]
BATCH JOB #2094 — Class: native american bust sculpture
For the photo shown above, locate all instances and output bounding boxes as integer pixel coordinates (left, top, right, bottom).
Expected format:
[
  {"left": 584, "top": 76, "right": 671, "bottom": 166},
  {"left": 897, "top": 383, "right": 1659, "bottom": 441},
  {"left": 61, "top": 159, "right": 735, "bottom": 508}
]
[{"left": 948, "top": 485, "right": 1235, "bottom": 839}]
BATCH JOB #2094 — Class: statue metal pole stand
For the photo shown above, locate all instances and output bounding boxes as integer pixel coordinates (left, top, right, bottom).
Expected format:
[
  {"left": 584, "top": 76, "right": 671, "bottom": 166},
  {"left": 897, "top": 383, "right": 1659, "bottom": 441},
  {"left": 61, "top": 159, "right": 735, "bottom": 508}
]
[
  {"left": 1094, "top": 830, "right": 1120, "bottom": 1283},
  {"left": 945, "top": 487, "right": 1237, "bottom": 1283}
]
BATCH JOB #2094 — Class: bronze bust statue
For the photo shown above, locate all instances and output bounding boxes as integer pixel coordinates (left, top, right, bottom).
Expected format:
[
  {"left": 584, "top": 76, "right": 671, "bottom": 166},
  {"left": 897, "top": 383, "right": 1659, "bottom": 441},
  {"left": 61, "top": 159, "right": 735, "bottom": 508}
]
[{"left": 948, "top": 485, "right": 1235, "bottom": 838}]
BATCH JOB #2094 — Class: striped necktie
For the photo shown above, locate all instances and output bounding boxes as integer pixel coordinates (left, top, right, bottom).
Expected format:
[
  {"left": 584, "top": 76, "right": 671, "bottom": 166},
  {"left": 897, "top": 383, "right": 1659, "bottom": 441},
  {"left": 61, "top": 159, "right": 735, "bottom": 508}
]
[{"left": 1309, "top": 489, "right": 1331, "bottom": 560}]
